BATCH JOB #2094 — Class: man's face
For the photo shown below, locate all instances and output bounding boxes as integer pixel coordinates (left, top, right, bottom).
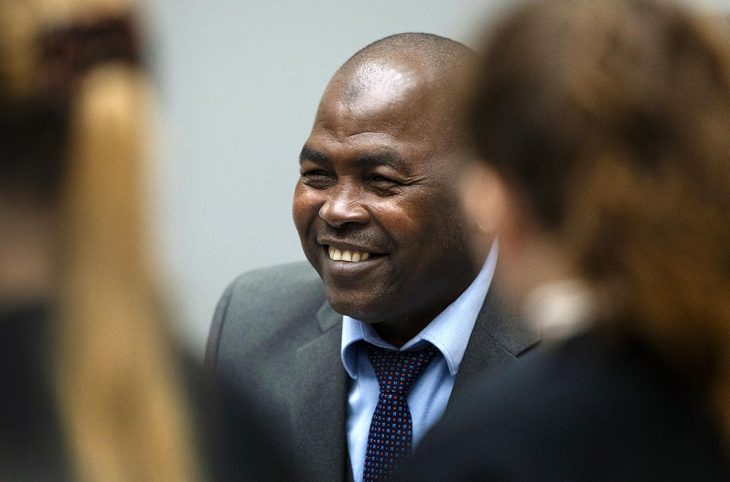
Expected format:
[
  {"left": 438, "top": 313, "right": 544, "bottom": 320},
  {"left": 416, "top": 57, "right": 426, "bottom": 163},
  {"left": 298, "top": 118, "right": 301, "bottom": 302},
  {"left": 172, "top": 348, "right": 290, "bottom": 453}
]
[{"left": 293, "top": 61, "right": 477, "bottom": 334}]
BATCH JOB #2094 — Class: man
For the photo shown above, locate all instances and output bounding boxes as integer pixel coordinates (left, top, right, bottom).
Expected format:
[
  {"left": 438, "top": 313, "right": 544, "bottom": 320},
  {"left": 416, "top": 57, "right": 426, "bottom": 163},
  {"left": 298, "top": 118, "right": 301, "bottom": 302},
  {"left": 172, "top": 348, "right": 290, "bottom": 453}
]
[{"left": 206, "top": 33, "right": 539, "bottom": 481}]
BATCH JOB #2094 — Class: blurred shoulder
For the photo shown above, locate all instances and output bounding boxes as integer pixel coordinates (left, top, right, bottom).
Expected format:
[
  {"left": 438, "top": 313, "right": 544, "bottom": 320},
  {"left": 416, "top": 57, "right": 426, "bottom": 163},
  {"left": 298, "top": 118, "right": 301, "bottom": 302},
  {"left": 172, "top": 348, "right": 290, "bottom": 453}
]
[
  {"left": 181, "top": 352, "right": 294, "bottom": 481},
  {"left": 400, "top": 333, "right": 730, "bottom": 481}
]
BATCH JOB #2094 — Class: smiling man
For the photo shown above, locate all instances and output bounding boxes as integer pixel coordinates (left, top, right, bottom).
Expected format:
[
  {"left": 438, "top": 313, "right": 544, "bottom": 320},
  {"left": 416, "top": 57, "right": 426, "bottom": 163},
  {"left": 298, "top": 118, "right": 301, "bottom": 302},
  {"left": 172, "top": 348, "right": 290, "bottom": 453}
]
[{"left": 206, "top": 33, "right": 539, "bottom": 482}]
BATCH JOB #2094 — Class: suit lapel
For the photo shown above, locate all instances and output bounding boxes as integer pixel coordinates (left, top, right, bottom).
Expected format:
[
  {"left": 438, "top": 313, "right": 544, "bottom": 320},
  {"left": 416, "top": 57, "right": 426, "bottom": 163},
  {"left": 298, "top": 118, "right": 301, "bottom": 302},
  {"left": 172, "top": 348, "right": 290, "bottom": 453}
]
[
  {"left": 448, "top": 284, "right": 540, "bottom": 413},
  {"left": 290, "top": 302, "right": 351, "bottom": 482}
]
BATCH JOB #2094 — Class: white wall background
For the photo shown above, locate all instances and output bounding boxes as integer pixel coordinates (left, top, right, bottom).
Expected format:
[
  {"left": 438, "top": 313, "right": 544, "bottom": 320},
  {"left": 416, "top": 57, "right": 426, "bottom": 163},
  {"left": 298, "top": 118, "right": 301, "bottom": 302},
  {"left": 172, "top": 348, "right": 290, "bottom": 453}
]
[{"left": 142, "top": 0, "right": 729, "bottom": 356}]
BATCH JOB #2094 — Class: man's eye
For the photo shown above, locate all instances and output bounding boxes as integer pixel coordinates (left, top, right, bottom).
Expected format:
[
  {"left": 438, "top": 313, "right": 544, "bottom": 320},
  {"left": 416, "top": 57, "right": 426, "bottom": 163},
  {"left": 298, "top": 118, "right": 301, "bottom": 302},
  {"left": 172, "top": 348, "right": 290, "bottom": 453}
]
[
  {"left": 301, "top": 169, "right": 328, "bottom": 177},
  {"left": 370, "top": 174, "right": 391, "bottom": 182},
  {"left": 301, "top": 169, "right": 334, "bottom": 187},
  {"left": 368, "top": 174, "right": 400, "bottom": 187}
]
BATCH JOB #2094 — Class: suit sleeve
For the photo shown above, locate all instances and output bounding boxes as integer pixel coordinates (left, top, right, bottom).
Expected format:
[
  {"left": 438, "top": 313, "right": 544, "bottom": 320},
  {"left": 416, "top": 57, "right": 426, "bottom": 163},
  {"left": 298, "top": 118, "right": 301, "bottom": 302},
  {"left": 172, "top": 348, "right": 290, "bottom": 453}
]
[{"left": 205, "top": 281, "right": 235, "bottom": 370}]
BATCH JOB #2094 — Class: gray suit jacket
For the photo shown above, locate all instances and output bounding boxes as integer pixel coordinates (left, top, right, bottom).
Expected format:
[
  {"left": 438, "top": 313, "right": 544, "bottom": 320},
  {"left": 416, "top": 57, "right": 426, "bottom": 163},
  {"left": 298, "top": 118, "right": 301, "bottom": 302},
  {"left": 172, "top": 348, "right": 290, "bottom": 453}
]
[{"left": 206, "top": 261, "right": 539, "bottom": 482}]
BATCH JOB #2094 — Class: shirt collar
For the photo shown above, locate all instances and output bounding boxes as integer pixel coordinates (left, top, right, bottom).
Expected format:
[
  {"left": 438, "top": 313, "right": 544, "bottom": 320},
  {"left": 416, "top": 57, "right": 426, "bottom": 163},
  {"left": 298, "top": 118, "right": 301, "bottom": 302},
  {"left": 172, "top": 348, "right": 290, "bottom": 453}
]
[{"left": 341, "top": 240, "right": 499, "bottom": 379}]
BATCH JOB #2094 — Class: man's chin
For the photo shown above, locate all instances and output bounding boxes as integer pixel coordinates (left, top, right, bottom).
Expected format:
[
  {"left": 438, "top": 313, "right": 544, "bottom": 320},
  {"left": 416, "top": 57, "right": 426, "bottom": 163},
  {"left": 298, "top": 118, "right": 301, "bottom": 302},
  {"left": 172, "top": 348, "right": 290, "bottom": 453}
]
[{"left": 325, "top": 292, "right": 384, "bottom": 322}]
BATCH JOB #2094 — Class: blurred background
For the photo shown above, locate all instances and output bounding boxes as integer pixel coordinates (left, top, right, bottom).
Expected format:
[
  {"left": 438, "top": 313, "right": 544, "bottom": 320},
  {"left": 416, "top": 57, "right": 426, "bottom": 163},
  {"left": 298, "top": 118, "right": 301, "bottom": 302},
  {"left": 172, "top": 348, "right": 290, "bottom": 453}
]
[{"left": 141, "top": 0, "right": 729, "bottom": 355}]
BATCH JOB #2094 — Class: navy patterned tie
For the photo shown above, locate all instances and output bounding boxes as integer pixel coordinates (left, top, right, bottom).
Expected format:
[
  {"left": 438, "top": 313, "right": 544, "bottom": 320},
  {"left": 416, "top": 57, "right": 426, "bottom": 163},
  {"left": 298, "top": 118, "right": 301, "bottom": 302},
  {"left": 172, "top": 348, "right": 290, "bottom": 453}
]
[{"left": 362, "top": 343, "right": 439, "bottom": 481}]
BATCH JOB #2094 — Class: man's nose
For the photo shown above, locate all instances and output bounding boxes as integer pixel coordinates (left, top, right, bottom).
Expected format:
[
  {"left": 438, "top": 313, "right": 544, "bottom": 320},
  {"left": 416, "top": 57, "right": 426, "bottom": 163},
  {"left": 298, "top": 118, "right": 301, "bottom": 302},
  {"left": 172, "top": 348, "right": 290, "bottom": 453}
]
[{"left": 318, "top": 182, "right": 369, "bottom": 228}]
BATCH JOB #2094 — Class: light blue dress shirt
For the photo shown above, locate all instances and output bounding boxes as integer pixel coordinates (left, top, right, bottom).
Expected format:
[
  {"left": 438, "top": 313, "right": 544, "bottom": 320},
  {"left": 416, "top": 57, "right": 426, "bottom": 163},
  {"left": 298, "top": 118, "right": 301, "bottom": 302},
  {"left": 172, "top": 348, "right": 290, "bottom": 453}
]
[{"left": 340, "top": 241, "right": 499, "bottom": 481}]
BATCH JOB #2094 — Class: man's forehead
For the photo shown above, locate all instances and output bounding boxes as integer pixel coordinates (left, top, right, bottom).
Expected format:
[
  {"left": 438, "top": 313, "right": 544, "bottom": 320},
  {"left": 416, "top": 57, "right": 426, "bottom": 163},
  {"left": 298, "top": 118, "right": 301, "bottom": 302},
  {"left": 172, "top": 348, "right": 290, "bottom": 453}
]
[
  {"left": 316, "top": 60, "right": 435, "bottom": 133},
  {"left": 328, "top": 57, "right": 435, "bottom": 107},
  {"left": 339, "top": 61, "right": 422, "bottom": 106}
]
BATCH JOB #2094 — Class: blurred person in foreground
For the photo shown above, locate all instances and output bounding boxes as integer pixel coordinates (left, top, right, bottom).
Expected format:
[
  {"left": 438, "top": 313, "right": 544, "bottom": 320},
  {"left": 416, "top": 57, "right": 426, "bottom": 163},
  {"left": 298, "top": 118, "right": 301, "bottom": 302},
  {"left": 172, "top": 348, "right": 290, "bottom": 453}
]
[
  {"left": 0, "top": 0, "right": 288, "bottom": 480},
  {"left": 397, "top": 0, "right": 730, "bottom": 480}
]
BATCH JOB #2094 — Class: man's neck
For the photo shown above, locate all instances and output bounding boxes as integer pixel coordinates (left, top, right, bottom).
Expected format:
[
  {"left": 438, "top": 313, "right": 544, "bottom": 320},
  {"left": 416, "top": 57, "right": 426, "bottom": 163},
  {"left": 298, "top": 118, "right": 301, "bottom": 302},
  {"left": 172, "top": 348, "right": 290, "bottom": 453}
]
[
  {"left": 371, "top": 312, "right": 441, "bottom": 348},
  {"left": 371, "top": 245, "right": 493, "bottom": 348}
]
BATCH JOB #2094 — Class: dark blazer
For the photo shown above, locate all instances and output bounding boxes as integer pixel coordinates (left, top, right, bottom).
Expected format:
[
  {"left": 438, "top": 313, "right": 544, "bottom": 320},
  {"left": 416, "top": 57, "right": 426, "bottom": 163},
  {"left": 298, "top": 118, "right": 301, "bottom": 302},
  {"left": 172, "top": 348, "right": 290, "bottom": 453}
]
[
  {"left": 396, "top": 332, "right": 730, "bottom": 481},
  {"left": 206, "top": 261, "right": 540, "bottom": 482}
]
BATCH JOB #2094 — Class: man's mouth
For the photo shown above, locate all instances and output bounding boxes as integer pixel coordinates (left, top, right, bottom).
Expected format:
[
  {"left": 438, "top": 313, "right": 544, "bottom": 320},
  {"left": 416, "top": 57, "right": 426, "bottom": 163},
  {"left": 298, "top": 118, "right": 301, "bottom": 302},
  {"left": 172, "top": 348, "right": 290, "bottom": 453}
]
[{"left": 327, "top": 246, "right": 371, "bottom": 263}]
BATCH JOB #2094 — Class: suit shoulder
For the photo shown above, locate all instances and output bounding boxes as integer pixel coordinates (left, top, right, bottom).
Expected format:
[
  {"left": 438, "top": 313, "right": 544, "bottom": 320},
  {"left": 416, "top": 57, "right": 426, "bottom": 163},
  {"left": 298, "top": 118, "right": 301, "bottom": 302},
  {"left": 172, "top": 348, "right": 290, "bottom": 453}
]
[
  {"left": 213, "top": 261, "right": 326, "bottom": 351},
  {"left": 208, "top": 261, "right": 330, "bottom": 410},
  {"left": 227, "top": 261, "right": 323, "bottom": 303}
]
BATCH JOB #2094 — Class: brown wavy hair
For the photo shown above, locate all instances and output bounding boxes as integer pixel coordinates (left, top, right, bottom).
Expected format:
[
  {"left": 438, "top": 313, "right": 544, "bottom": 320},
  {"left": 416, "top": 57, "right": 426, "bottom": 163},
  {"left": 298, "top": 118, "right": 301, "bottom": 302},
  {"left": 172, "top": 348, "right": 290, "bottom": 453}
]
[
  {"left": 471, "top": 0, "right": 730, "bottom": 440},
  {"left": 0, "top": 1, "right": 200, "bottom": 479}
]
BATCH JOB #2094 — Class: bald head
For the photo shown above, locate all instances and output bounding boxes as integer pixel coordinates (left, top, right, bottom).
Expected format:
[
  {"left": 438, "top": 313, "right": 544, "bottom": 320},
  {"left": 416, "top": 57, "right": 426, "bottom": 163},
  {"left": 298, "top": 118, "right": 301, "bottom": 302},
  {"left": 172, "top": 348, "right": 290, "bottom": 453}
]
[
  {"left": 344, "top": 33, "right": 476, "bottom": 78},
  {"left": 338, "top": 33, "right": 476, "bottom": 106},
  {"left": 319, "top": 33, "right": 476, "bottom": 154}
]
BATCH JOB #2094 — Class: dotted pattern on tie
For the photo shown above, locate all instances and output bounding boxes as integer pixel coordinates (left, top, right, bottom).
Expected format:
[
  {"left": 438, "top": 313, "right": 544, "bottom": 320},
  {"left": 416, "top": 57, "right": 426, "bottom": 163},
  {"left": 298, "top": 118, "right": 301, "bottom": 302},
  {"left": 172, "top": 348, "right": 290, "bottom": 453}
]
[{"left": 362, "top": 343, "right": 439, "bottom": 481}]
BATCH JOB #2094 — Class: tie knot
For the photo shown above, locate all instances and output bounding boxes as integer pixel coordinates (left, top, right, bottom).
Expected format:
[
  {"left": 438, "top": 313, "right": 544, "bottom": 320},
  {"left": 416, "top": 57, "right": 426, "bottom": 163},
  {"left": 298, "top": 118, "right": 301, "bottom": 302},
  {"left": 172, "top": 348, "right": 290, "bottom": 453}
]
[{"left": 365, "top": 343, "right": 439, "bottom": 395}]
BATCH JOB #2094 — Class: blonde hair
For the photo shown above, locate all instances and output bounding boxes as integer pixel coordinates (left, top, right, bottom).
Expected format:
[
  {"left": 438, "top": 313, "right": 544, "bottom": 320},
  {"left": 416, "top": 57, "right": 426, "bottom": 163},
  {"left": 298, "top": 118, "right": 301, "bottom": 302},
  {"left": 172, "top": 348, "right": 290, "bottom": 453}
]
[
  {"left": 57, "top": 64, "right": 200, "bottom": 481},
  {"left": 1, "top": 1, "right": 201, "bottom": 479},
  {"left": 471, "top": 0, "right": 730, "bottom": 443}
]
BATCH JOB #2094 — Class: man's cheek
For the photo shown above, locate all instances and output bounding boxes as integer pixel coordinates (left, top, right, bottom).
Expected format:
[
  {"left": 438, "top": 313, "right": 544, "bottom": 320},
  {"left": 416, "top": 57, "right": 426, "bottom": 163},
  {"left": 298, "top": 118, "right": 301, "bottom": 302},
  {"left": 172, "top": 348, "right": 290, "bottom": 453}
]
[{"left": 292, "top": 193, "right": 320, "bottom": 230}]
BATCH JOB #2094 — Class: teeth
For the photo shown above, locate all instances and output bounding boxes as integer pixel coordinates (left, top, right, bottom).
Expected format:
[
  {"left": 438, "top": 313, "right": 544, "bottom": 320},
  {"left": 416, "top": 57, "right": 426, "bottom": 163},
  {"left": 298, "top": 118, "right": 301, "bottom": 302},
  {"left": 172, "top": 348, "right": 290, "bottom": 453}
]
[{"left": 328, "top": 246, "right": 371, "bottom": 263}]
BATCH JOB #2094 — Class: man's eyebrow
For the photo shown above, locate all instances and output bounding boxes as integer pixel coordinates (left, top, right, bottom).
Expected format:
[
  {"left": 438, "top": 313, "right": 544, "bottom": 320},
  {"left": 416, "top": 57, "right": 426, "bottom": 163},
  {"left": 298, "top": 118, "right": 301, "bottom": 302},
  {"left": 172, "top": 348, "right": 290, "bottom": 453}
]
[
  {"left": 356, "top": 151, "right": 408, "bottom": 172},
  {"left": 299, "top": 146, "right": 331, "bottom": 167}
]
